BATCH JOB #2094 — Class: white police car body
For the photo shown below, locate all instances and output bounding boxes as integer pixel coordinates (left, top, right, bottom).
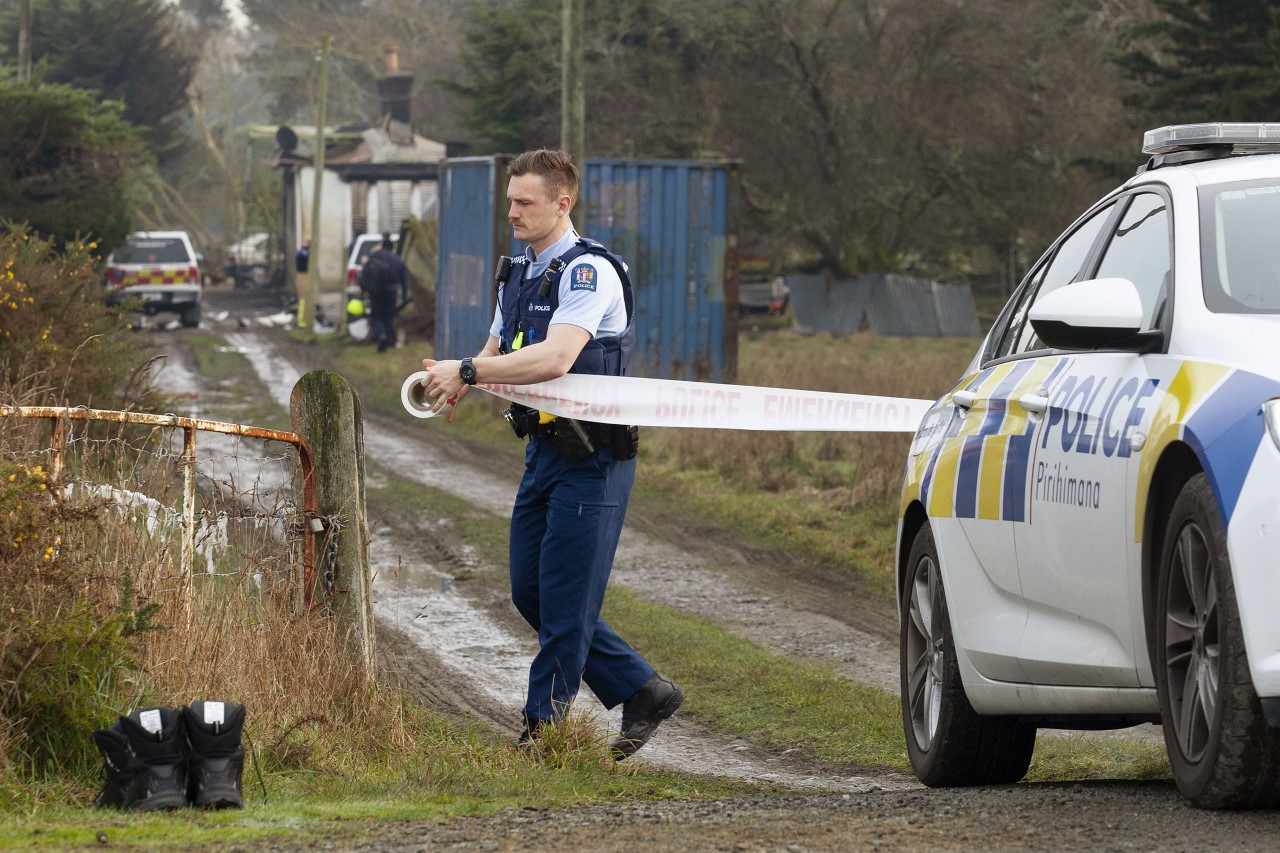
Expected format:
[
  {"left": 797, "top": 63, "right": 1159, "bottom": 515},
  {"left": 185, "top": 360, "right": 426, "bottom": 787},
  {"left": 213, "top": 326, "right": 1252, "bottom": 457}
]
[{"left": 897, "top": 124, "right": 1280, "bottom": 808}]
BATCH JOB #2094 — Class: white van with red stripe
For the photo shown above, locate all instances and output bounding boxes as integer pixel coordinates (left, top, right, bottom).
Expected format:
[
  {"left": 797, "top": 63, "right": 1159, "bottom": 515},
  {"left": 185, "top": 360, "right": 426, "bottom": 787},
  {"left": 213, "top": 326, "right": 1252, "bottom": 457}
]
[{"left": 105, "top": 231, "right": 202, "bottom": 327}]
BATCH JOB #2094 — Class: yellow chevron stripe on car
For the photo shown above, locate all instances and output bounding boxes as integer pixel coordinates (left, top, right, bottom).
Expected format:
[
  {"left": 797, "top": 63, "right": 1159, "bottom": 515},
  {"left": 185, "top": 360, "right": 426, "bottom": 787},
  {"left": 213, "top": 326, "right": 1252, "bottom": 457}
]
[
  {"left": 977, "top": 433, "right": 1009, "bottom": 520},
  {"left": 1133, "top": 360, "right": 1230, "bottom": 541}
]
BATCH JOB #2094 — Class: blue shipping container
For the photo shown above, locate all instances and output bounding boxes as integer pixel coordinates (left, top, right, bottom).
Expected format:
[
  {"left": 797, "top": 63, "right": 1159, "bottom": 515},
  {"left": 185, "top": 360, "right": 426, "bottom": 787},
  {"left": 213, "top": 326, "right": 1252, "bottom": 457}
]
[{"left": 436, "top": 157, "right": 741, "bottom": 382}]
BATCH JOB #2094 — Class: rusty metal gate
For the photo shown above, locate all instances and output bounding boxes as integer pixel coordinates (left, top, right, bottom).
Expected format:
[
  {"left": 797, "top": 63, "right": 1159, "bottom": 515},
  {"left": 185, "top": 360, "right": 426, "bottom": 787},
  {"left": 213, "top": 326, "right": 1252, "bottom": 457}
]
[{"left": 0, "top": 405, "right": 317, "bottom": 622}]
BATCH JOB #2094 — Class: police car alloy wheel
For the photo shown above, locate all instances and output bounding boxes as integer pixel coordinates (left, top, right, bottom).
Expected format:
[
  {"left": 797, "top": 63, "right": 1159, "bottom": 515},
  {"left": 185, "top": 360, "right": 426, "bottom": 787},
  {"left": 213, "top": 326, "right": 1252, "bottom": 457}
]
[
  {"left": 900, "top": 523, "right": 1035, "bottom": 786},
  {"left": 895, "top": 123, "right": 1280, "bottom": 808},
  {"left": 1156, "top": 475, "right": 1280, "bottom": 808}
]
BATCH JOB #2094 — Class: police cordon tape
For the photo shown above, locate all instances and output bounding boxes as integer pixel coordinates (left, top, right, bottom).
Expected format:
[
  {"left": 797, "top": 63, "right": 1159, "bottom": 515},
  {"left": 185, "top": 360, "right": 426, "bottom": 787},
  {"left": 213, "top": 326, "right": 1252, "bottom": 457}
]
[{"left": 402, "top": 371, "right": 933, "bottom": 432}]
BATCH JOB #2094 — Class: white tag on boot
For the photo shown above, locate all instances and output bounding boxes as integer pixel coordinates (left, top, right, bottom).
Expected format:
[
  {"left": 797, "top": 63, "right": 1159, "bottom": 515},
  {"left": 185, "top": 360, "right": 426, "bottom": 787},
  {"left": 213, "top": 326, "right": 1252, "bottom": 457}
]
[
  {"left": 203, "top": 701, "right": 225, "bottom": 726},
  {"left": 139, "top": 708, "right": 162, "bottom": 734}
]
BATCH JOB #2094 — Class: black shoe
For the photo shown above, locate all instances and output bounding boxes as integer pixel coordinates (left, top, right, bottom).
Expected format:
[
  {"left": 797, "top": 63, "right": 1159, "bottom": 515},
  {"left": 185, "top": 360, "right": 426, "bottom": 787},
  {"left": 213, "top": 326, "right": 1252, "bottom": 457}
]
[
  {"left": 118, "top": 707, "right": 188, "bottom": 811},
  {"left": 183, "top": 701, "right": 245, "bottom": 809},
  {"left": 610, "top": 673, "right": 684, "bottom": 761},
  {"left": 517, "top": 713, "right": 545, "bottom": 749},
  {"left": 91, "top": 722, "right": 133, "bottom": 808}
]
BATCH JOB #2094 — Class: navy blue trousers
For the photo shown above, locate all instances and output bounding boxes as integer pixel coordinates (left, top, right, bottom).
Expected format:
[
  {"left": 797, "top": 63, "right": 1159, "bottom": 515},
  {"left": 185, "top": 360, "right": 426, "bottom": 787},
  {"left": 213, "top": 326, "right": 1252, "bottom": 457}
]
[
  {"left": 509, "top": 436, "right": 653, "bottom": 722},
  {"left": 367, "top": 290, "right": 396, "bottom": 344}
]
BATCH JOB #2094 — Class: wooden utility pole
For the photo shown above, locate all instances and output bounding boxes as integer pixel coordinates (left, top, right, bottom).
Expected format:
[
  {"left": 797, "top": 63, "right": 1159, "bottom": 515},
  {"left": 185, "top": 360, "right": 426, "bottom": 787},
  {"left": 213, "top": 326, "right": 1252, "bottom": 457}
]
[
  {"left": 301, "top": 35, "right": 331, "bottom": 332},
  {"left": 17, "top": 0, "right": 32, "bottom": 82},
  {"left": 561, "top": 0, "right": 585, "bottom": 172}
]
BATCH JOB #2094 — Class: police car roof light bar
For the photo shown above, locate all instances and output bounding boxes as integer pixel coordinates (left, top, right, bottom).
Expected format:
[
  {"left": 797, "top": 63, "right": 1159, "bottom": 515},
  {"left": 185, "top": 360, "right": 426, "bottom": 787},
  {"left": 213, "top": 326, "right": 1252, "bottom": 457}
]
[{"left": 1143, "top": 123, "right": 1280, "bottom": 155}]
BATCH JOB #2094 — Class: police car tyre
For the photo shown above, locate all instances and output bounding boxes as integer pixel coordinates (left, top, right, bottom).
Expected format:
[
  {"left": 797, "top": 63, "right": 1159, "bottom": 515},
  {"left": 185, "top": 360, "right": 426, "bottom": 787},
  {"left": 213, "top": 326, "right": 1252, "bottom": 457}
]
[
  {"left": 180, "top": 303, "right": 201, "bottom": 328},
  {"left": 900, "top": 523, "right": 1036, "bottom": 787},
  {"left": 1155, "top": 474, "right": 1280, "bottom": 809}
]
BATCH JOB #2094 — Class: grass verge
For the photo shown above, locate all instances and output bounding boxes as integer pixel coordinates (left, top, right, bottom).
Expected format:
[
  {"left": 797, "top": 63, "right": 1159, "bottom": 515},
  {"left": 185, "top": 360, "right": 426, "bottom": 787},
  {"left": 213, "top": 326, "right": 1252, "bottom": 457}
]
[
  {"left": 599, "top": 587, "right": 1170, "bottom": 783},
  {"left": 1, "top": 706, "right": 750, "bottom": 848}
]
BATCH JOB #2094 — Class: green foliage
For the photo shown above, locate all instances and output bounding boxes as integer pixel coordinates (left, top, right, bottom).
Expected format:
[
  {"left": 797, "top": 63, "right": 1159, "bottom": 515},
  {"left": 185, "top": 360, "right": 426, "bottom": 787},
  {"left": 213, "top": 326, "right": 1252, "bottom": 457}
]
[
  {"left": 0, "top": 0, "right": 199, "bottom": 156},
  {"left": 0, "top": 74, "right": 143, "bottom": 248},
  {"left": 0, "top": 461, "right": 158, "bottom": 781},
  {"left": 0, "top": 224, "right": 155, "bottom": 409},
  {"left": 452, "top": 0, "right": 1141, "bottom": 287},
  {"left": 0, "top": 227, "right": 164, "bottom": 780},
  {"left": 453, "top": 0, "right": 561, "bottom": 152},
  {"left": 452, "top": 0, "right": 721, "bottom": 155},
  {"left": 605, "top": 586, "right": 908, "bottom": 769},
  {"left": 1116, "top": 0, "right": 1280, "bottom": 123}
]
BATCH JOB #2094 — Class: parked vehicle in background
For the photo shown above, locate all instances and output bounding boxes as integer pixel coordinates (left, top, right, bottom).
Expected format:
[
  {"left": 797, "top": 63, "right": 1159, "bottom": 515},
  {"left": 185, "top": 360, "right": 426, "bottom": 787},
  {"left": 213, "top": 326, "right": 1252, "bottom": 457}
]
[
  {"left": 104, "top": 231, "right": 202, "bottom": 327},
  {"left": 739, "top": 277, "right": 790, "bottom": 317},
  {"left": 224, "top": 232, "right": 282, "bottom": 289},
  {"left": 897, "top": 122, "right": 1280, "bottom": 809},
  {"left": 346, "top": 233, "right": 398, "bottom": 300},
  {"left": 738, "top": 255, "right": 789, "bottom": 317}
]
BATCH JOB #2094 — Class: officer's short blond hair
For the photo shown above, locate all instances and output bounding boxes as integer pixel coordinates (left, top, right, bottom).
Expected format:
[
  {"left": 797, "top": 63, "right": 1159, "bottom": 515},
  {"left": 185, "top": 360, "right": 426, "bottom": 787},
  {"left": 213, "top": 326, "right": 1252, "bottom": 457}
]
[{"left": 509, "top": 149, "right": 579, "bottom": 206}]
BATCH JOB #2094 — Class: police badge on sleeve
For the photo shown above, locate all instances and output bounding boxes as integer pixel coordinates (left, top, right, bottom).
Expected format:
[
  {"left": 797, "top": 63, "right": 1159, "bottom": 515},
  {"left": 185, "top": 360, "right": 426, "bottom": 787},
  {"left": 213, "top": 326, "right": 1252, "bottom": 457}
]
[{"left": 570, "top": 263, "right": 597, "bottom": 292}]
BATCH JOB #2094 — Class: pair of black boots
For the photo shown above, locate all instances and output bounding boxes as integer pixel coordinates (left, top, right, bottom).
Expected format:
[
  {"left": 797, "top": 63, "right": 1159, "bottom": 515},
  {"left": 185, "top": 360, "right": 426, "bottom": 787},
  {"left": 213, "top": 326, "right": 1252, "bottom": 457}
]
[{"left": 93, "top": 700, "right": 245, "bottom": 811}]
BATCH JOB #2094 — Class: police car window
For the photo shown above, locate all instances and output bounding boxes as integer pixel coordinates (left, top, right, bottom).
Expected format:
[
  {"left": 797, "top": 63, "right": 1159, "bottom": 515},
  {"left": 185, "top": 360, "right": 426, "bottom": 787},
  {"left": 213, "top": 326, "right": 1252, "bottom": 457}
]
[
  {"left": 1011, "top": 202, "right": 1116, "bottom": 354},
  {"left": 1093, "top": 192, "right": 1170, "bottom": 328},
  {"left": 1201, "top": 179, "right": 1280, "bottom": 313},
  {"left": 990, "top": 264, "right": 1046, "bottom": 359}
]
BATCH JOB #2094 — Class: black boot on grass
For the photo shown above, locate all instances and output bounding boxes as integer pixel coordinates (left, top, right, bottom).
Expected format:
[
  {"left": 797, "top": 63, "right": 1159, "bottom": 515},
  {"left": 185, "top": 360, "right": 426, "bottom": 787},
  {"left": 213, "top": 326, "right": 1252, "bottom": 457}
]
[
  {"left": 183, "top": 700, "right": 245, "bottom": 809},
  {"left": 118, "top": 707, "right": 188, "bottom": 811},
  {"left": 91, "top": 721, "right": 134, "bottom": 808},
  {"left": 516, "top": 712, "right": 546, "bottom": 750}
]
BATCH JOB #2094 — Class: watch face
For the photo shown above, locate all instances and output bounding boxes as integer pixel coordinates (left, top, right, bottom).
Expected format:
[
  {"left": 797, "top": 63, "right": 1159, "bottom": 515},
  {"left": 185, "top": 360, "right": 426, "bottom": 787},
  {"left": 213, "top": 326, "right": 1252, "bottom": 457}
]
[{"left": 461, "top": 359, "right": 477, "bottom": 384}]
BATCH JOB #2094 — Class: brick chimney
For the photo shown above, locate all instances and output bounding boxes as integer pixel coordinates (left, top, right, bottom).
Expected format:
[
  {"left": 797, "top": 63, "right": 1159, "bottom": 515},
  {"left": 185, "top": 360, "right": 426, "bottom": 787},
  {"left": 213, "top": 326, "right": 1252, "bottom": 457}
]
[{"left": 377, "top": 46, "right": 414, "bottom": 126}]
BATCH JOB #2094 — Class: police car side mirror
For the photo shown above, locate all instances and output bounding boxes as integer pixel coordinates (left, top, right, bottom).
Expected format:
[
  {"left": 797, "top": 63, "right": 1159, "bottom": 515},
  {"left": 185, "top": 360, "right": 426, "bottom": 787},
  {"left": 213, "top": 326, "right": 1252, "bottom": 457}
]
[{"left": 1029, "top": 277, "right": 1159, "bottom": 352}]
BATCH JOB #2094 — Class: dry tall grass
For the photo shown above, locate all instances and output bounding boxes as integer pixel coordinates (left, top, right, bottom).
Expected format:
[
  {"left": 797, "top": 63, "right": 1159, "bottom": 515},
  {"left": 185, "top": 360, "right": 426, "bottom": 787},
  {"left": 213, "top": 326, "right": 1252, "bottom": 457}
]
[
  {"left": 0, "top": 225, "right": 424, "bottom": 800},
  {"left": 1, "top": 408, "right": 423, "bottom": 794}
]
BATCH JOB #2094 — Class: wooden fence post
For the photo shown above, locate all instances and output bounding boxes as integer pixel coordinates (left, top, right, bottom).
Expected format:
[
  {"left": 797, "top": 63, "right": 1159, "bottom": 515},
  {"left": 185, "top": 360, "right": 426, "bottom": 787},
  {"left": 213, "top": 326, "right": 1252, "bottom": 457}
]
[{"left": 289, "top": 369, "right": 376, "bottom": 679}]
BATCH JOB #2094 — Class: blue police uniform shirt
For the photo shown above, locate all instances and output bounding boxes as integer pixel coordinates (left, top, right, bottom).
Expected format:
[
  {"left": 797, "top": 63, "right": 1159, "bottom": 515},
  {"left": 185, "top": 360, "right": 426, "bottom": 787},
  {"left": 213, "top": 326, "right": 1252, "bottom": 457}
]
[{"left": 488, "top": 226, "right": 627, "bottom": 340}]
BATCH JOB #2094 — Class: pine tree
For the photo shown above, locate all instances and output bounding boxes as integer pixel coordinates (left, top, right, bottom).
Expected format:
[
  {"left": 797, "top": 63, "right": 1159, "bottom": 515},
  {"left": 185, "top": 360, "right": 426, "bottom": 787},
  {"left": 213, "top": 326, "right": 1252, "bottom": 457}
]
[
  {"left": 0, "top": 70, "right": 143, "bottom": 246},
  {"left": 0, "top": 0, "right": 197, "bottom": 157},
  {"left": 449, "top": 0, "right": 561, "bottom": 153},
  {"left": 1116, "top": 0, "right": 1280, "bottom": 123}
]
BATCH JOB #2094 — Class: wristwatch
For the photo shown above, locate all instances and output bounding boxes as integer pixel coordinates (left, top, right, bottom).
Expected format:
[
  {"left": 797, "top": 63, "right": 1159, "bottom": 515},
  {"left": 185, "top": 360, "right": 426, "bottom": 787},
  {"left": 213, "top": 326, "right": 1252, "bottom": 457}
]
[{"left": 459, "top": 357, "right": 478, "bottom": 386}]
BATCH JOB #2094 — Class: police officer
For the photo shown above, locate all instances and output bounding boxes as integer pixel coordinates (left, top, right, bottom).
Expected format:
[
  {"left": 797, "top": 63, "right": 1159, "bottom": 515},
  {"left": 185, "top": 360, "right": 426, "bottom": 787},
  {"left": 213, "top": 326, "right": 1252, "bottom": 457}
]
[
  {"left": 295, "top": 238, "right": 310, "bottom": 274},
  {"left": 363, "top": 234, "right": 409, "bottom": 352},
  {"left": 418, "top": 149, "right": 682, "bottom": 760}
]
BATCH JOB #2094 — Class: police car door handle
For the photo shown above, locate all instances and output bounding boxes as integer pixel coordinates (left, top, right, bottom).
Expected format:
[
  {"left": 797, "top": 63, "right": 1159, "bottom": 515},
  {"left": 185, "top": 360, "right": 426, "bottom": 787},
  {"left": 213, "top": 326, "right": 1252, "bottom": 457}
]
[
  {"left": 951, "top": 390, "right": 977, "bottom": 409},
  {"left": 1019, "top": 391, "right": 1049, "bottom": 414}
]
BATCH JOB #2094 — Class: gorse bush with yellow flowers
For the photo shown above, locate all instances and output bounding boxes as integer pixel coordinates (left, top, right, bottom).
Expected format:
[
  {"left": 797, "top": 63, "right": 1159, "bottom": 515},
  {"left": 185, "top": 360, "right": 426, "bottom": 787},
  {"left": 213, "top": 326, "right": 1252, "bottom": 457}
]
[
  {"left": 0, "top": 223, "right": 156, "bottom": 410},
  {"left": 0, "top": 224, "right": 164, "bottom": 799}
]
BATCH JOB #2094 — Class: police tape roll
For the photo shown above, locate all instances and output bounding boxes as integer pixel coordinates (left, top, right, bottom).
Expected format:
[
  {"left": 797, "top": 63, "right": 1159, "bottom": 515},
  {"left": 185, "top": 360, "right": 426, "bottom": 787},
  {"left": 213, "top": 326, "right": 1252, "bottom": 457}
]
[{"left": 402, "top": 371, "right": 932, "bottom": 432}]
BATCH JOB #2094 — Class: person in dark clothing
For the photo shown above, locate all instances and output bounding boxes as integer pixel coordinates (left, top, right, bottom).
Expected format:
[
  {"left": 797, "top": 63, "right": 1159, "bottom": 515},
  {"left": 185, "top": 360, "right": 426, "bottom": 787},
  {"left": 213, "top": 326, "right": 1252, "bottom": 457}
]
[{"left": 360, "top": 234, "right": 408, "bottom": 352}]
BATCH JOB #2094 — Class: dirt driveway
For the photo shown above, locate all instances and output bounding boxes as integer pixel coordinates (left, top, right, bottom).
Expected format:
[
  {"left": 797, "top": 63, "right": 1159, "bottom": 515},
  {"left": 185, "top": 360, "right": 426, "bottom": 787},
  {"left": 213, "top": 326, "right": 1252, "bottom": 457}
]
[{"left": 145, "top": 290, "right": 1280, "bottom": 849}]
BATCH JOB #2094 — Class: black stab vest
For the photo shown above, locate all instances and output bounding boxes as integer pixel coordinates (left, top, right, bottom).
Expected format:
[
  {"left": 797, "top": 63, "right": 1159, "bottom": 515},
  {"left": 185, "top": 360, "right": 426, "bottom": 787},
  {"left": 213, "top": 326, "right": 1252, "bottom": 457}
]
[{"left": 498, "top": 238, "right": 636, "bottom": 377}]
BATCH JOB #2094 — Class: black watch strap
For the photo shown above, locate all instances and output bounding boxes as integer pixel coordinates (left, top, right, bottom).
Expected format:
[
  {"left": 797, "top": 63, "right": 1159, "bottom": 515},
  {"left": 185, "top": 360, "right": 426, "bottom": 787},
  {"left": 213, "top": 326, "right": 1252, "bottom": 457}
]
[{"left": 460, "top": 357, "right": 477, "bottom": 385}]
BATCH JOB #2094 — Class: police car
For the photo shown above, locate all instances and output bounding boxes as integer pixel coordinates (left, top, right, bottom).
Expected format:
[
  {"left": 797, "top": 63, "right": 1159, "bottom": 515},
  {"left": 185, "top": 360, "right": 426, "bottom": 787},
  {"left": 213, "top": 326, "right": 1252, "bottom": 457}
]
[{"left": 897, "top": 123, "right": 1280, "bottom": 808}]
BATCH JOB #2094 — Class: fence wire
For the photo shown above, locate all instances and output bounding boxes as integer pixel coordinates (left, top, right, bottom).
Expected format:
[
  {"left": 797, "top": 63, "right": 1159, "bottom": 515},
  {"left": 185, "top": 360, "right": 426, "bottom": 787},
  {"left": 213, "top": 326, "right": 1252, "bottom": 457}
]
[{"left": 0, "top": 408, "right": 316, "bottom": 625}]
